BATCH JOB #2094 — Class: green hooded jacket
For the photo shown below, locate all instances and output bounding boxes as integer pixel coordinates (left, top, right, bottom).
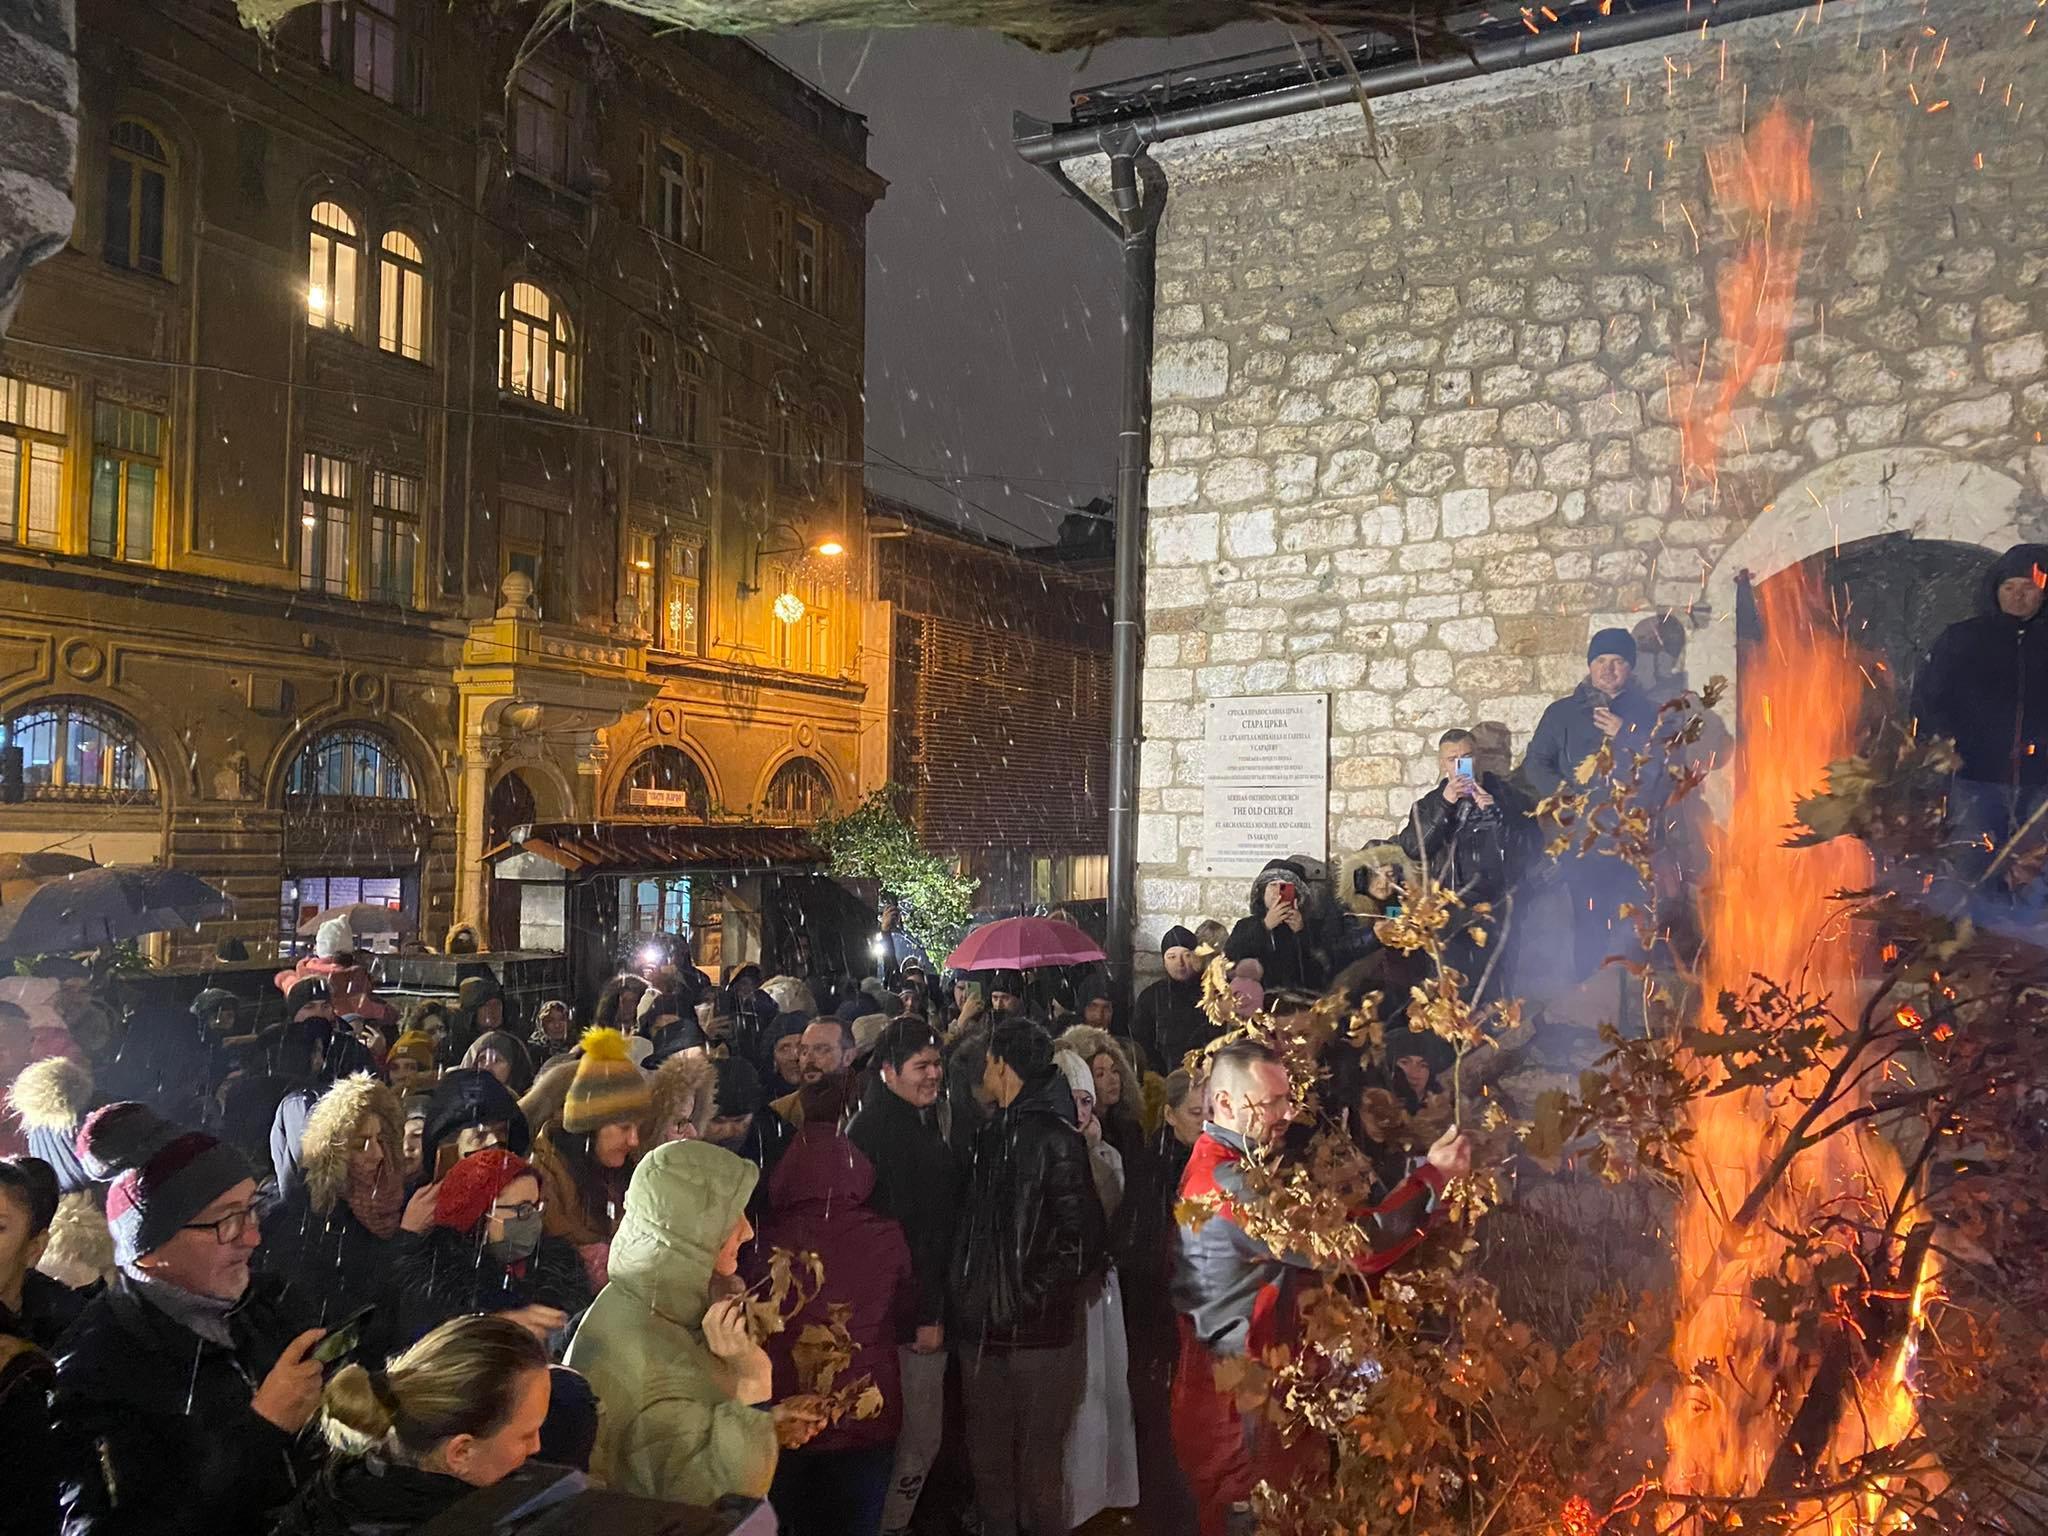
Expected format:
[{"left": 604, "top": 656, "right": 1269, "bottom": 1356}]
[{"left": 564, "top": 1139, "right": 778, "bottom": 1504}]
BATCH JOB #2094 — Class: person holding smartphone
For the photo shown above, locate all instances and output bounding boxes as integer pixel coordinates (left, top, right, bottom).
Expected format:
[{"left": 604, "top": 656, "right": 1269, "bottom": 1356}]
[
  {"left": 1223, "top": 860, "right": 1326, "bottom": 993},
  {"left": 1391, "top": 730, "right": 1537, "bottom": 974}
]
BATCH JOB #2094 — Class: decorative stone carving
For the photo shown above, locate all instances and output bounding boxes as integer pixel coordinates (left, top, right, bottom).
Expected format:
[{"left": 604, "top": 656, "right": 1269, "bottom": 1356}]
[
  {"left": 211, "top": 749, "right": 254, "bottom": 801},
  {"left": 497, "top": 570, "right": 537, "bottom": 618}
]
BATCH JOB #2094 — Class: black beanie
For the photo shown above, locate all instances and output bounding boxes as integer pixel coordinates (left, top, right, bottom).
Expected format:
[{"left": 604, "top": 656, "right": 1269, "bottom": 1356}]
[
  {"left": 1161, "top": 925, "right": 1198, "bottom": 954},
  {"left": 1587, "top": 627, "right": 1638, "bottom": 667},
  {"left": 712, "top": 1056, "right": 764, "bottom": 1119}
]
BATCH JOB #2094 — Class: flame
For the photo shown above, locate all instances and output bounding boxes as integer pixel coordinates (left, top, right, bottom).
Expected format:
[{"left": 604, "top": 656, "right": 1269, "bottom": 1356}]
[
  {"left": 1681, "top": 103, "right": 1815, "bottom": 488},
  {"left": 1663, "top": 573, "right": 1930, "bottom": 1529}
]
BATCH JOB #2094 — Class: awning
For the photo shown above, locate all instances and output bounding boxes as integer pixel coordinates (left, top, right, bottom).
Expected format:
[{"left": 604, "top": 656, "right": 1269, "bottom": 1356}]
[{"left": 484, "top": 821, "right": 827, "bottom": 879}]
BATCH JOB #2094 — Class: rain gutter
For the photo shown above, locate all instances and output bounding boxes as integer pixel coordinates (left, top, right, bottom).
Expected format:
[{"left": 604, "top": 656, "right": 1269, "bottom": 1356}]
[{"left": 1011, "top": 0, "right": 1815, "bottom": 990}]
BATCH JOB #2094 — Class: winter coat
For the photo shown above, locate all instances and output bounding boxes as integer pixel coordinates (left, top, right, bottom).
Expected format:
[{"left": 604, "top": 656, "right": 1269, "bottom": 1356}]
[
  {"left": 100, "top": 1005, "right": 212, "bottom": 1128},
  {"left": 272, "top": 1457, "right": 477, "bottom": 1536},
  {"left": 1224, "top": 860, "right": 1327, "bottom": 992},
  {"left": 1172, "top": 1123, "right": 1443, "bottom": 1357},
  {"left": 1913, "top": 542, "right": 2048, "bottom": 788},
  {"left": 52, "top": 1273, "right": 320, "bottom": 1536},
  {"left": 846, "top": 1082, "right": 957, "bottom": 1334},
  {"left": 1520, "top": 678, "right": 1669, "bottom": 810},
  {"left": 377, "top": 1221, "right": 590, "bottom": 1355},
  {"left": 9, "top": 1055, "right": 114, "bottom": 1288},
  {"left": 564, "top": 1140, "right": 781, "bottom": 1506},
  {"left": 748, "top": 1124, "right": 915, "bottom": 1452},
  {"left": 1395, "top": 772, "right": 1539, "bottom": 909},
  {"left": 255, "top": 1075, "right": 411, "bottom": 1327},
  {"left": 528, "top": 1126, "right": 629, "bottom": 1292},
  {"left": 1130, "top": 973, "right": 1210, "bottom": 1077},
  {"left": 949, "top": 1067, "right": 1108, "bottom": 1353}
]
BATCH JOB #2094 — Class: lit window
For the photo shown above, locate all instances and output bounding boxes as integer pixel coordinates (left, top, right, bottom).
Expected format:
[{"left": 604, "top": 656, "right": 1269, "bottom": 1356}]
[
  {"left": 308, "top": 201, "right": 361, "bottom": 333},
  {"left": 368, "top": 468, "right": 418, "bottom": 605},
  {"left": 1066, "top": 854, "right": 1109, "bottom": 903},
  {"left": 299, "top": 451, "right": 353, "bottom": 596},
  {"left": 104, "top": 121, "right": 170, "bottom": 277},
  {"left": 769, "top": 563, "right": 831, "bottom": 676},
  {"left": 500, "top": 282, "right": 577, "bottom": 411},
  {"left": 663, "top": 538, "right": 702, "bottom": 655},
  {"left": 653, "top": 140, "right": 706, "bottom": 249},
  {"left": 0, "top": 375, "right": 67, "bottom": 550},
  {"left": 90, "top": 401, "right": 162, "bottom": 563},
  {"left": 287, "top": 729, "right": 415, "bottom": 801},
  {"left": 625, "top": 525, "right": 656, "bottom": 637},
  {"left": 377, "top": 231, "right": 428, "bottom": 361},
  {"left": 763, "top": 757, "right": 833, "bottom": 825},
  {"left": 623, "top": 745, "right": 709, "bottom": 819},
  {"left": 2, "top": 701, "right": 156, "bottom": 802},
  {"left": 510, "top": 66, "right": 571, "bottom": 183}
]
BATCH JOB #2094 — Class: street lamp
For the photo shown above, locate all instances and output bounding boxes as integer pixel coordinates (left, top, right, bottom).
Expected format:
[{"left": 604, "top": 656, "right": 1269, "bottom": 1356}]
[{"left": 738, "top": 517, "right": 845, "bottom": 613}]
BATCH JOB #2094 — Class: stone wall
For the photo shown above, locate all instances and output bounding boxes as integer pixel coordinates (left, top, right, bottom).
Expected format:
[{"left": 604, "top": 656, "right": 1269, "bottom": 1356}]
[
  {"left": 1090, "top": 0, "right": 2048, "bottom": 958},
  {"left": 0, "top": 0, "right": 75, "bottom": 334}
]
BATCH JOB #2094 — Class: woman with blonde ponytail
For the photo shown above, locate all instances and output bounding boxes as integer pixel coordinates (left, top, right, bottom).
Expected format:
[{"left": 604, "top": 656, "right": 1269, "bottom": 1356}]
[{"left": 275, "top": 1314, "right": 551, "bottom": 1535}]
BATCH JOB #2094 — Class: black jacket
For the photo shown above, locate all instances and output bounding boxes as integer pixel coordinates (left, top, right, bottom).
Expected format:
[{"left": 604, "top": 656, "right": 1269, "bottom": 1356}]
[
  {"left": 949, "top": 1068, "right": 1108, "bottom": 1352},
  {"left": 1395, "top": 772, "right": 1537, "bottom": 908},
  {"left": 1131, "top": 975, "right": 1212, "bottom": 1076},
  {"left": 847, "top": 1082, "right": 958, "bottom": 1334},
  {"left": 1520, "top": 679, "right": 1669, "bottom": 809},
  {"left": 1913, "top": 543, "right": 2048, "bottom": 788},
  {"left": 273, "top": 1456, "right": 475, "bottom": 1536},
  {"left": 255, "top": 1187, "right": 415, "bottom": 1329},
  {"left": 377, "top": 1224, "right": 590, "bottom": 1355},
  {"left": 1222, "top": 916, "right": 1323, "bottom": 992},
  {"left": 3, "top": 1270, "right": 92, "bottom": 1536},
  {"left": 52, "top": 1273, "right": 320, "bottom": 1536}
]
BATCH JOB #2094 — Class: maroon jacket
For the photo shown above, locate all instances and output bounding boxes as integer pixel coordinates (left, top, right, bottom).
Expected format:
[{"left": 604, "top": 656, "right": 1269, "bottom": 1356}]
[{"left": 752, "top": 1123, "right": 917, "bottom": 1451}]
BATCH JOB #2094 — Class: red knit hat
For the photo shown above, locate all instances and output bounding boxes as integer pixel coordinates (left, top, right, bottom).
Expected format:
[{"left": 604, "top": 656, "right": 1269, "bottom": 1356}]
[{"left": 432, "top": 1147, "right": 534, "bottom": 1234}]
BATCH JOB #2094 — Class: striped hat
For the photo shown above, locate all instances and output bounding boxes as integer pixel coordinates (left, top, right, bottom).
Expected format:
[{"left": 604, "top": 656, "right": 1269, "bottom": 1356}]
[
  {"left": 77, "top": 1102, "right": 252, "bottom": 1267},
  {"left": 561, "top": 1027, "right": 652, "bottom": 1134}
]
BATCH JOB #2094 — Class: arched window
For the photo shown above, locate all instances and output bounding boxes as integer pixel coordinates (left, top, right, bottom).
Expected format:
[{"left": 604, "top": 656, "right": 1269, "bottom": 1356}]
[
  {"left": 104, "top": 120, "right": 170, "bottom": 277},
  {"left": 2, "top": 701, "right": 156, "bottom": 802},
  {"left": 763, "top": 757, "right": 833, "bottom": 825},
  {"left": 500, "top": 281, "right": 577, "bottom": 411},
  {"left": 286, "top": 728, "right": 415, "bottom": 802},
  {"left": 622, "top": 746, "right": 709, "bottom": 820},
  {"left": 377, "top": 230, "right": 428, "bottom": 361},
  {"left": 308, "top": 201, "right": 361, "bottom": 334}
]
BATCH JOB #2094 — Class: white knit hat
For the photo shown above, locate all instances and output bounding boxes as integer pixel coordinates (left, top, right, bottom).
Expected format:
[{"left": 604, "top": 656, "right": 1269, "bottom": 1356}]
[
  {"left": 314, "top": 916, "right": 356, "bottom": 959},
  {"left": 1054, "top": 1049, "right": 1094, "bottom": 1106}
]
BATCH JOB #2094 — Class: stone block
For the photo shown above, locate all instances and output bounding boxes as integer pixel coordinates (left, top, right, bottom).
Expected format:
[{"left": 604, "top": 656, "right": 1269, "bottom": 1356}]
[
  {"left": 1444, "top": 319, "right": 1518, "bottom": 365},
  {"left": 1329, "top": 375, "right": 1383, "bottom": 417},
  {"left": 1479, "top": 364, "right": 1539, "bottom": 404},
  {"left": 1396, "top": 452, "right": 1458, "bottom": 494},
  {"left": 1296, "top": 652, "right": 1368, "bottom": 690},
  {"left": 1156, "top": 339, "right": 1230, "bottom": 399},
  {"left": 1417, "top": 408, "right": 1500, "bottom": 448},
  {"left": 1203, "top": 458, "right": 1272, "bottom": 504},
  {"left": 1359, "top": 503, "right": 1404, "bottom": 546},
  {"left": 1151, "top": 513, "right": 1219, "bottom": 565},
  {"left": 1441, "top": 488, "right": 1492, "bottom": 537},
  {"left": 1439, "top": 616, "right": 1499, "bottom": 654},
  {"left": 1920, "top": 392, "right": 2013, "bottom": 442},
  {"left": 1502, "top": 402, "right": 1573, "bottom": 447},
  {"left": 1222, "top": 509, "right": 1277, "bottom": 558},
  {"left": 1150, "top": 470, "right": 1200, "bottom": 509},
  {"left": 1321, "top": 449, "right": 1385, "bottom": 496},
  {"left": 1987, "top": 332, "right": 2048, "bottom": 382}
]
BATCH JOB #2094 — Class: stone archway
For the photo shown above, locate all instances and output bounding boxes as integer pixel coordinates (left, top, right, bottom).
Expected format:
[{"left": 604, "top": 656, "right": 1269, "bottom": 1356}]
[{"left": 1693, "top": 450, "right": 2038, "bottom": 780}]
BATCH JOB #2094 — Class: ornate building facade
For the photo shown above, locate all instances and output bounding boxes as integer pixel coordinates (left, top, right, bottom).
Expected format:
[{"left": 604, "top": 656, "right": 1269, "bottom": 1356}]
[{"left": 0, "top": 0, "right": 882, "bottom": 960}]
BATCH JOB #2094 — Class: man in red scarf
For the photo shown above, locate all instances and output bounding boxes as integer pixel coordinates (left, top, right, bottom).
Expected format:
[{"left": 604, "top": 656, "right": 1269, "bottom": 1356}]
[{"left": 1171, "top": 1038, "right": 1472, "bottom": 1536}]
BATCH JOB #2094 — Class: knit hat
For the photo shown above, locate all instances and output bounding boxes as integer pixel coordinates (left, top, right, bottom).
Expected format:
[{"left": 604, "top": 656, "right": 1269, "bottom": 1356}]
[
  {"left": 284, "top": 977, "right": 331, "bottom": 1019},
  {"left": 432, "top": 1147, "right": 535, "bottom": 1234},
  {"left": 990, "top": 970, "right": 1025, "bottom": 995},
  {"left": 1053, "top": 1049, "right": 1094, "bottom": 1105},
  {"left": 1161, "top": 925, "right": 1198, "bottom": 954},
  {"left": 387, "top": 1030, "right": 437, "bottom": 1072},
  {"left": 9, "top": 1055, "right": 95, "bottom": 1196},
  {"left": 314, "top": 916, "right": 356, "bottom": 960},
  {"left": 189, "top": 987, "right": 239, "bottom": 1021},
  {"left": 456, "top": 974, "right": 502, "bottom": 1012},
  {"left": 1587, "top": 627, "right": 1638, "bottom": 666},
  {"left": 562, "top": 1027, "right": 652, "bottom": 1133},
  {"left": 78, "top": 1102, "right": 252, "bottom": 1266},
  {"left": 423, "top": 1068, "right": 531, "bottom": 1164}
]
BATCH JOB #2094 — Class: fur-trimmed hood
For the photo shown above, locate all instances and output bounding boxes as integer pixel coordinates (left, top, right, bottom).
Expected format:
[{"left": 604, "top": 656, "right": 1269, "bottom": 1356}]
[
  {"left": 648, "top": 1051, "right": 715, "bottom": 1143},
  {"left": 1053, "top": 1023, "right": 1140, "bottom": 1112},
  {"left": 7, "top": 1053, "right": 93, "bottom": 1132},
  {"left": 299, "top": 1072, "right": 403, "bottom": 1216}
]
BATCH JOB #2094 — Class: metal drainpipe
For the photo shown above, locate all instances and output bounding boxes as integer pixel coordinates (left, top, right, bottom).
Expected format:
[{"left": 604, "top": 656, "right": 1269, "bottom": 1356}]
[{"left": 1026, "top": 125, "right": 1165, "bottom": 996}]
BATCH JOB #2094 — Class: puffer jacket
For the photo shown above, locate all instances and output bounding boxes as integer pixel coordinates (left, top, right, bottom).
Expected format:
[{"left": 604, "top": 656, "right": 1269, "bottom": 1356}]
[
  {"left": 376, "top": 1222, "right": 590, "bottom": 1355},
  {"left": 255, "top": 1075, "right": 412, "bottom": 1327},
  {"left": 272, "top": 1456, "right": 477, "bottom": 1536},
  {"left": 564, "top": 1140, "right": 779, "bottom": 1505},
  {"left": 748, "top": 1124, "right": 914, "bottom": 1451},
  {"left": 949, "top": 1067, "right": 1108, "bottom": 1353},
  {"left": 53, "top": 1273, "right": 320, "bottom": 1536}
]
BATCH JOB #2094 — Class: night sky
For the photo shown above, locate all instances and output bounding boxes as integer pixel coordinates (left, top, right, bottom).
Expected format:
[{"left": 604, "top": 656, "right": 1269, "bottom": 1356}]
[{"left": 762, "top": 25, "right": 1282, "bottom": 546}]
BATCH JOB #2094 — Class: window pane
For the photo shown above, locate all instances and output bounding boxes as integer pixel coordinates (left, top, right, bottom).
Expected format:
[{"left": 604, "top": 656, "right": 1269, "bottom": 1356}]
[
  {"left": 124, "top": 462, "right": 155, "bottom": 561},
  {"left": 102, "top": 157, "right": 133, "bottom": 267},
  {"left": 0, "top": 437, "right": 18, "bottom": 543},
  {"left": 136, "top": 169, "right": 165, "bottom": 275},
  {"left": 23, "top": 442, "right": 62, "bottom": 547},
  {"left": 90, "top": 456, "right": 118, "bottom": 558},
  {"left": 333, "top": 240, "right": 357, "bottom": 332}
]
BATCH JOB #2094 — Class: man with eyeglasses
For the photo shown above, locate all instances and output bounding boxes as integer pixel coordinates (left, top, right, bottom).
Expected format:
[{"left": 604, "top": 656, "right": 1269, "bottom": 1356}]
[
  {"left": 1169, "top": 1039, "right": 1473, "bottom": 1536},
  {"left": 51, "top": 1100, "right": 328, "bottom": 1535}
]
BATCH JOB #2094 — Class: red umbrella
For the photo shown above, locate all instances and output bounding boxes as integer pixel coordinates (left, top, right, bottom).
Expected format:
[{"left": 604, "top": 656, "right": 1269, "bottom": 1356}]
[{"left": 943, "top": 916, "right": 1105, "bottom": 973}]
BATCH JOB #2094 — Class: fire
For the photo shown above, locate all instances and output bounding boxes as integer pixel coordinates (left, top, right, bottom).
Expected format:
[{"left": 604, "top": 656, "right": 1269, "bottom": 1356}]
[{"left": 1662, "top": 572, "right": 1928, "bottom": 1529}]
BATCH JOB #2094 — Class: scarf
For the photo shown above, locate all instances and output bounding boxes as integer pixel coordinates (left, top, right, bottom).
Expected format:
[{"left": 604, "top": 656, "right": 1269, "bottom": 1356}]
[
  {"left": 345, "top": 1152, "right": 405, "bottom": 1240},
  {"left": 123, "top": 1266, "right": 238, "bottom": 1348}
]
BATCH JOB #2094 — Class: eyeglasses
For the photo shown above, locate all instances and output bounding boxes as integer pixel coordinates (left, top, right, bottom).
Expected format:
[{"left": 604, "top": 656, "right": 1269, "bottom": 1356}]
[
  {"left": 490, "top": 1200, "right": 544, "bottom": 1222},
  {"left": 183, "top": 1194, "right": 275, "bottom": 1245}
]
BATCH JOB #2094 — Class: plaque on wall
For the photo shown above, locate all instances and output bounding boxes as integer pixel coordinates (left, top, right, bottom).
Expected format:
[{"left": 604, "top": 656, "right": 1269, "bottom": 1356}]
[{"left": 1200, "top": 693, "right": 1329, "bottom": 876}]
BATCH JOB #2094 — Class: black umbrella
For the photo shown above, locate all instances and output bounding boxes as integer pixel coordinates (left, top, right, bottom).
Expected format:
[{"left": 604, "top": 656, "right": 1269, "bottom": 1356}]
[{"left": 0, "top": 864, "right": 233, "bottom": 957}]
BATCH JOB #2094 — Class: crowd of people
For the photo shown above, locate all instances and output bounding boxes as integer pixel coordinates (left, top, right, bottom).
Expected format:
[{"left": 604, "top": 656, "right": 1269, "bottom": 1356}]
[{"left": 4, "top": 551, "right": 2042, "bottom": 1536}]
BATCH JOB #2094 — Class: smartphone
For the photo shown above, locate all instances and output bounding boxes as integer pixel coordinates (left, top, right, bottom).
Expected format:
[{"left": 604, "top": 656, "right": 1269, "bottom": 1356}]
[
  {"left": 966, "top": 980, "right": 985, "bottom": 1005},
  {"left": 1277, "top": 882, "right": 1298, "bottom": 907},
  {"left": 1455, "top": 756, "right": 1474, "bottom": 779},
  {"left": 312, "top": 1302, "right": 377, "bottom": 1365}
]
